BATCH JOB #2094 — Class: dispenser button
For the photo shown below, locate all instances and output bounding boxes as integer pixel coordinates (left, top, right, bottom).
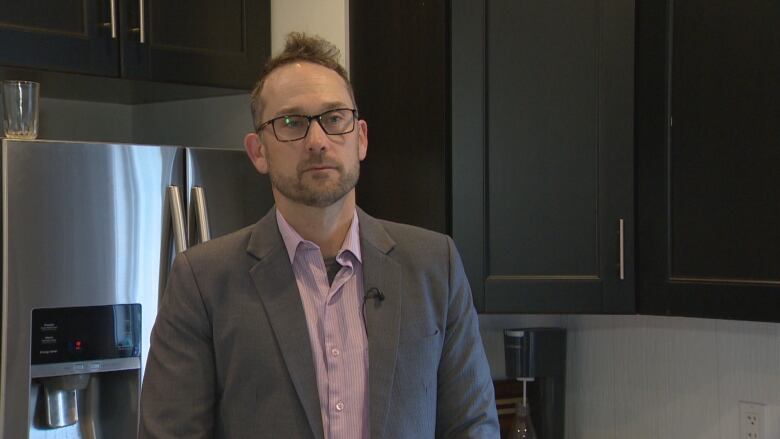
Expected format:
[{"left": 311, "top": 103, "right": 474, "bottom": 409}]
[{"left": 89, "top": 363, "right": 101, "bottom": 370}]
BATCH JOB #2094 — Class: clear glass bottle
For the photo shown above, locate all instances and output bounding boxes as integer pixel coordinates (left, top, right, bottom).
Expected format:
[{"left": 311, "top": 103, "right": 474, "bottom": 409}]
[{"left": 509, "top": 400, "right": 537, "bottom": 439}]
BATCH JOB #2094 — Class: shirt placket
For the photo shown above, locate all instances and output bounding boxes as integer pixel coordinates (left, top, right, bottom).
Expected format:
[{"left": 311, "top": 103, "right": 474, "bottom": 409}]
[{"left": 323, "top": 254, "right": 354, "bottom": 438}]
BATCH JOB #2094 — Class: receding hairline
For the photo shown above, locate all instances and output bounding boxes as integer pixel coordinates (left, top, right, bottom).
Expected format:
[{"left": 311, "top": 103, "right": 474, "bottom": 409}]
[
  {"left": 249, "top": 32, "right": 356, "bottom": 128},
  {"left": 252, "top": 61, "right": 357, "bottom": 124}
]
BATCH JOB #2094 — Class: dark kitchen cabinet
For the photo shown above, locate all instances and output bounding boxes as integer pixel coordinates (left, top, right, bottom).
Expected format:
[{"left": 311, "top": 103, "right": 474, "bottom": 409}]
[
  {"left": 452, "top": 0, "right": 635, "bottom": 312},
  {"left": 0, "top": 0, "right": 269, "bottom": 92},
  {"left": 0, "top": 0, "right": 118, "bottom": 76},
  {"left": 636, "top": 0, "right": 780, "bottom": 321},
  {"left": 123, "top": 0, "right": 269, "bottom": 88},
  {"left": 352, "top": 0, "right": 779, "bottom": 321},
  {"left": 350, "top": 1, "right": 449, "bottom": 235}
]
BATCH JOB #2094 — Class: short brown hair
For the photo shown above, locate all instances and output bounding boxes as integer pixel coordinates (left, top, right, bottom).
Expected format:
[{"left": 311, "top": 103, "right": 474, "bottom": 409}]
[{"left": 250, "top": 32, "right": 355, "bottom": 128}]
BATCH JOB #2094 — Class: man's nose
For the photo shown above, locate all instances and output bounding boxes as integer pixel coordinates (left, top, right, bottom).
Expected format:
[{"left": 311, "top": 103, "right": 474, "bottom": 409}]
[{"left": 304, "top": 120, "right": 329, "bottom": 152}]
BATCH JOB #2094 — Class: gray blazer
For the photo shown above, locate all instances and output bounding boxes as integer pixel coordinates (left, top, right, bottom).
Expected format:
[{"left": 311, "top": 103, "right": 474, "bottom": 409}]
[{"left": 140, "top": 208, "right": 499, "bottom": 438}]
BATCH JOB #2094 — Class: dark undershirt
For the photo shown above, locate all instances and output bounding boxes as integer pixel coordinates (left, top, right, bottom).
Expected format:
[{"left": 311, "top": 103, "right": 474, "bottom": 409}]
[{"left": 323, "top": 256, "right": 341, "bottom": 285}]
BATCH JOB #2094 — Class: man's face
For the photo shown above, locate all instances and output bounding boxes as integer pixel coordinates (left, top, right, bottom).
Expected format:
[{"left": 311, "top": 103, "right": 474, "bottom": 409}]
[{"left": 246, "top": 62, "right": 368, "bottom": 208}]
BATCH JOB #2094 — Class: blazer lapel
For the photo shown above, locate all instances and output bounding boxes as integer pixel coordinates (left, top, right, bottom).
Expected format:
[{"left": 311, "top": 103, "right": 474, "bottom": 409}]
[
  {"left": 358, "top": 209, "right": 402, "bottom": 439},
  {"left": 246, "top": 208, "right": 324, "bottom": 439}
]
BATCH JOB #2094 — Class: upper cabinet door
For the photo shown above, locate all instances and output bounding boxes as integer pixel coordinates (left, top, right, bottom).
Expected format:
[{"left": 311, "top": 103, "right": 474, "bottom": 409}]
[
  {"left": 0, "top": 0, "right": 119, "bottom": 76},
  {"left": 452, "top": 0, "right": 635, "bottom": 313},
  {"left": 121, "top": 0, "right": 270, "bottom": 89},
  {"left": 636, "top": 0, "right": 780, "bottom": 321},
  {"left": 350, "top": 0, "right": 449, "bottom": 235}
]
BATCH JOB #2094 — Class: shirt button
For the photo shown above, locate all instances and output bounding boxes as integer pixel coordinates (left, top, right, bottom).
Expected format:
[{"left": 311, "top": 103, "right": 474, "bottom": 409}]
[
  {"left": 335, "top": 401, "right": 345, "bottom": 411},
  {"left": 331, "top": 348, "right": 340, "bottom": 357}
]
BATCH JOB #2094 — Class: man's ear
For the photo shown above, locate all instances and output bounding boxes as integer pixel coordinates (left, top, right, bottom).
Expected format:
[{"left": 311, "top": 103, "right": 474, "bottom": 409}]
[
  {"left": 244, "top": 132, "right": 269, "bottom": 174},
  {"left": 357, "top": 119, "right": 368, "bottom": 161}
]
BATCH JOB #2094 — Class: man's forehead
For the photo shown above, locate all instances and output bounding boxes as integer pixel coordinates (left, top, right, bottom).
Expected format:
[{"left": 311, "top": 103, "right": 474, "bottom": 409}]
[
  {"left": 260, "top": 62, "right": 352, "bottom": 116},
  {"left": 264, "top": 62, "right": 348, "bottom": 95}
]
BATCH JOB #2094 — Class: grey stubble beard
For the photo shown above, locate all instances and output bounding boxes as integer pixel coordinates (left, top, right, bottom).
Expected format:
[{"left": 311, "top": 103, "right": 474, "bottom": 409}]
[{"left": 267, "top": 152, "right": 360, "bottom": 208}]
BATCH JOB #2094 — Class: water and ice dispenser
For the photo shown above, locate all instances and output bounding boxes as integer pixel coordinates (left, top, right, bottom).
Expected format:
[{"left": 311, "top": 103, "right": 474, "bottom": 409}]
[{"left": 24, "top": 304, "right": 142, "bottom": 438}]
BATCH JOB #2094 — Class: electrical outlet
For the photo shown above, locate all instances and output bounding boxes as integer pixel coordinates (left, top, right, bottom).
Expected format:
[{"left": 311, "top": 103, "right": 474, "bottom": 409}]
[{"left": 739, "top": 401, "right": 765, "bottom": 439}]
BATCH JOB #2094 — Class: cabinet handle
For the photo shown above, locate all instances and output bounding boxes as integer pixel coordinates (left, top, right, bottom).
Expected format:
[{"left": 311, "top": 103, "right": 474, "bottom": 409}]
[
  {"left": 618, "top": 218, "right": 625, "bottom": 280},
  {"left": 139, "top": 0, "right": 146, "bottom": 43},
  {"left": 100, "top": 0, "right": 117, "bottom": 38},
  {"left": 130, "top": 0, "right": 146, "bottom": 43}
]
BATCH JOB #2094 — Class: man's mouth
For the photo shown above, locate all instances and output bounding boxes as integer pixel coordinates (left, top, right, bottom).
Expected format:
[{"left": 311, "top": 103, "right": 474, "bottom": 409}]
[{"left": 304, "top": 164, "right": 337, "bottom": 172}]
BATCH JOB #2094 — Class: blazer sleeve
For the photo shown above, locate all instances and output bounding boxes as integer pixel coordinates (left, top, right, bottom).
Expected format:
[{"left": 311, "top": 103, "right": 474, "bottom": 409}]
[
  {"left": 140, "top": 252, "right": 216, "bottom": 439},
  {"left": 435, "top": 236, "right": 500, "bottom": 438}
]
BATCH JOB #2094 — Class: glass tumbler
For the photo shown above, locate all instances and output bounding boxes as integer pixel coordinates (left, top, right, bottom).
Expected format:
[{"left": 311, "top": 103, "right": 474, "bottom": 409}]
[{"left": 2, "top": 80, "right": 40, "bottom": 139}]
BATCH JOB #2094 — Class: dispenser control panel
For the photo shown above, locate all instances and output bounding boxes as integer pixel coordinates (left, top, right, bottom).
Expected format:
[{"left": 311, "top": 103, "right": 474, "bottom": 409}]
[{"left": 31, "top": 304, "right": 141, "bottom": 364}]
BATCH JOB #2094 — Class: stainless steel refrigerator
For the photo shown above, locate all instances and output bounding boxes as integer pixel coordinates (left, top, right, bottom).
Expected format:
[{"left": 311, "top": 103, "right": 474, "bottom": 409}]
[{"left": 0, "top": 139, "right": 273, "bottom": 438}]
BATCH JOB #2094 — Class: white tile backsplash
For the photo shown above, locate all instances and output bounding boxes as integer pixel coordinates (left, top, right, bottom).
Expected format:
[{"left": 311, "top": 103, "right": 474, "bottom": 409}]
[{"left": 479, "top": 313, "right": 780, "bottom": 439}]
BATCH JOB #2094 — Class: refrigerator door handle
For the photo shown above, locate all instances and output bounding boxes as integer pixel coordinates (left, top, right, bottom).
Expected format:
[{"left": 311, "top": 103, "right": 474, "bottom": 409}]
[
  {"left": 159, "top": 185, "right": 187, "bottom": 307},
  {"left": 168, "top": 186, "right": 187, "bottom": 254},
  {"left": 191, "top": 186, "right": 212, "bottom": 243}
]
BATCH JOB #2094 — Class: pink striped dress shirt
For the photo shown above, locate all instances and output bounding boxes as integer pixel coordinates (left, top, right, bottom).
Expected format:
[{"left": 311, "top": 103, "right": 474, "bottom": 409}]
[{"left": 276, "top": 209, "right": 369, "bottom": 439}]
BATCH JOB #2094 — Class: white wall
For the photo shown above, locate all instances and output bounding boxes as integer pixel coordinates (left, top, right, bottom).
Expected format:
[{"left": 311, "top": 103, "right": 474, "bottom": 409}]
[
  {"left": 0, "top": 97, "right": 134, "bottom": 143},
  {"left": 480, "top": 313, "right": 780, "bottom": 439},
  {"left": 270, "top": 0, "right": 349, "bottom": 70},
  {"left": 132, "top": 94, "right": 251, "bottom": 149}
]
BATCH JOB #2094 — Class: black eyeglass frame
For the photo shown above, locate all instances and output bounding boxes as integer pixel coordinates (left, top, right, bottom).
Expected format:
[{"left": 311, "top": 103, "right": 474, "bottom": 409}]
[{"left": 255, "top": 108, "right": 359, "bottom": 142}]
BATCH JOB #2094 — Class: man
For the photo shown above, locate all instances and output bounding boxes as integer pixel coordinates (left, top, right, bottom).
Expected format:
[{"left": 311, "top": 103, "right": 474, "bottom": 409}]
[{"left": 140, "top": 33, "right": 499, "bottom": 439}]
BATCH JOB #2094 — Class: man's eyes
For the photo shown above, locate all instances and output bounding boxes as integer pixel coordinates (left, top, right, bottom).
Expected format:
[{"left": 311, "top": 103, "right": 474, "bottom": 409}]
[{"left": 282, "top": 117, "right": 304, "bottom": 128}]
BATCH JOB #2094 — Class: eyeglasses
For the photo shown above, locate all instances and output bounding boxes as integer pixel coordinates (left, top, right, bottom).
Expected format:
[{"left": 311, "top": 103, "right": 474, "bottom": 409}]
[{"left": 256, "top": 108, "right": 358, "bottom": 142}]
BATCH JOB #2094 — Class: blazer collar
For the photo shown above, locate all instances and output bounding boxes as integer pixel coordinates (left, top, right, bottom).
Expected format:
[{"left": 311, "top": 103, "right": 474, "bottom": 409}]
[
  {"left": 246, "top": 206, "right": 284, "bottom": 261},
  {"left": 356, "top": 207, "right": 396, "bottom": 255},
  {"left": 246, "top": 207, "right": 324, "bottom": 439}
]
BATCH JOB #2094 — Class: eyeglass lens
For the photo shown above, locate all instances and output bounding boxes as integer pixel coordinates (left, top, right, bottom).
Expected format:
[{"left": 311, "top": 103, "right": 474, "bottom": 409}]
[{"left": 272, "top": 109, "right": 355, "bottom": 141}]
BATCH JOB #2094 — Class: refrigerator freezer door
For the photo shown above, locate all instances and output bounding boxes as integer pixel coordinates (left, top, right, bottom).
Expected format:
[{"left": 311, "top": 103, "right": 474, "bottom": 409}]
[
  {"left": 1, "top": 139, "right": 183, "bottom": 438},
  {"left": 185, "top": 148, "right": 274, "bottom": 246}
]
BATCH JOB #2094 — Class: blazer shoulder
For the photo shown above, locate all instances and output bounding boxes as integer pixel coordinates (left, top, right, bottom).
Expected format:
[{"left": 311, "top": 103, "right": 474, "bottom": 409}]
[
  {"left": 376, "top": 218, "right": 447, "bottom": 240},
  {"left": 182, "top": 223, "right": 256, "bottom": 270},
  {"left": 374, "top": 218, "right": 454, "bottom": 259}
]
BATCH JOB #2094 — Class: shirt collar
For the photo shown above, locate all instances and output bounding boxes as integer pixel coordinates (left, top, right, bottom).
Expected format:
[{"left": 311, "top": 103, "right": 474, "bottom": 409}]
[{"left": 276, "top": 208, "right": 362, "bottom": 265}]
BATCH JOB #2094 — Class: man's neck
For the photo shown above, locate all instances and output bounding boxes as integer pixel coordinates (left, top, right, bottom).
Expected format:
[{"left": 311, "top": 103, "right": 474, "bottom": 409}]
[{"left": 274, "top": 191, "right": 356, "bottom": 259}]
